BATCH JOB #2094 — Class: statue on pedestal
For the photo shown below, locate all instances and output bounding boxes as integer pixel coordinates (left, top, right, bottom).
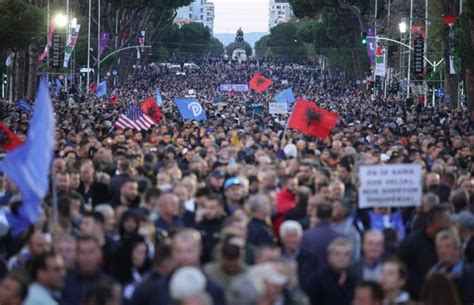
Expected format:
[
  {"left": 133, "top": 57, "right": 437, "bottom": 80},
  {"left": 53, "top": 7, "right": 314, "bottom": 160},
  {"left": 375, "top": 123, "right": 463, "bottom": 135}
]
[
  {"left": 231, "top": 28, "right": 247, "bottom": 62},
  {"left": 235, "top": 28, "right": 244, "bottom": 44}
]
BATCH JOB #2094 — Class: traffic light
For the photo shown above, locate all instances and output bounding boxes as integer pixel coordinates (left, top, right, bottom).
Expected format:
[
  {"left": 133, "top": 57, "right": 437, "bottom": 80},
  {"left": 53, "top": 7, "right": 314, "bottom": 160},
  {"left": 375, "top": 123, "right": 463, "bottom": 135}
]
[
  {"left": 367, "top": 80, "right": 374, "bottom": 91},
  {"left": 2, "top": 74, "right": 6, "bottom": 85},
  {"left": 412, "top": 32, "right": 424, "bottom": 74},
  {"left": 360, "top": 32, "right": 367, "bottom": 45}
]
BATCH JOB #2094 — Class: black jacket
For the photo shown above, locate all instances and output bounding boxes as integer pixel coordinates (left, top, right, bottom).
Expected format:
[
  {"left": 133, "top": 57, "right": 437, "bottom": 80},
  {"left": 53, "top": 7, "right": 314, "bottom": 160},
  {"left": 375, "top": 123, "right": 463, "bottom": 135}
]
[
  {"left": 397, "top": 230, "right": 438, "bottom": 300},
  {"left": 194, "top": 216, "right": 226, "bottom": 263},
  {"left": 132, "top": 271, "right": 163, "bottom": 305},
  {"left": 247, "top": 218, "right": 275, "bottom": 247},
  {"left": 78, "top": 181, "right": 110, "bottom": 206},
  {"left": 306, "top": 266, "right": 355, "bottom": 305}
]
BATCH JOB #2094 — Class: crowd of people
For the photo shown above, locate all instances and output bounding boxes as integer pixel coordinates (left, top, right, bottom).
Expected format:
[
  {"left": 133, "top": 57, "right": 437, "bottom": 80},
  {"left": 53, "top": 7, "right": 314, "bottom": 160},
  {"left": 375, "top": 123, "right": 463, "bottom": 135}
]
[{"left": 0, "top": 57, "right": 473, "bottom": 305}]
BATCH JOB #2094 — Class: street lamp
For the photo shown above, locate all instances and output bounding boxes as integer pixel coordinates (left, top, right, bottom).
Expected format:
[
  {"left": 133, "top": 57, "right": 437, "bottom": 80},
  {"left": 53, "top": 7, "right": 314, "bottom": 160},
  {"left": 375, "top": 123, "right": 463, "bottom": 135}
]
[
  {"left": 54, "top": 13, "right": 68, "bottom": 28},
  {"left": 399, "top": 20, "right": 407, "bottom": 34}
]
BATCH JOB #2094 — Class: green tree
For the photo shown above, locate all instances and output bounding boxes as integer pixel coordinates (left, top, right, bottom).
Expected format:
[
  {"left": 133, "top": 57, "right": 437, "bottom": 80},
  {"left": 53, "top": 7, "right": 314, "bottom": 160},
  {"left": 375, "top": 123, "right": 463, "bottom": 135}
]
[
  {"left": 255, "top": 35, "right": 271, "bottom": 58},
  {"left": 225, "top": 41, "right": 252, "bottom": 57},
  {"left": 178, "top": 22, "right": 211, "bottom": 57},
  {"left": 0, "top": 0, "right": 44, "bottom": 50},
  {"left": 267, "top": 22, "right": 306, "bottom": 61},
  {"left": 289, "top": 0, "right": 373, "bottom": 78},
  {"left": 150, "top": 24, "right": 182, "bottom": 61},
  {"left": 0, "top": 0, "right": 45, "bottom": 99},
  {"left": 208, "top": 37, "right": 224, "bottom": 57},
  {"left": 458, "top": 0, "right": 474, "bottom": 112}
]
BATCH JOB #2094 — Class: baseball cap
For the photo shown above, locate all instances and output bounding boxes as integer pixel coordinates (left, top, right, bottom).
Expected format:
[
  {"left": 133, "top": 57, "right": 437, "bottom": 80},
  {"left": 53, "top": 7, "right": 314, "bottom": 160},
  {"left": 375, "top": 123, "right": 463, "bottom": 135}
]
[{"left": 224, "top": 177, "right": 242, "bottom": 190}]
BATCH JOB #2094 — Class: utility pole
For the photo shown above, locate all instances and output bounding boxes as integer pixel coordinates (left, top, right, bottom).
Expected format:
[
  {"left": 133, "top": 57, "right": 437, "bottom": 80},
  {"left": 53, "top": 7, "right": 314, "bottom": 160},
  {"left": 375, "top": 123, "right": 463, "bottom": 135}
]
[
  {"left": 423, "top": 0, "right": 429, "bottom": 105},
  {"left": 407, "top": 0, "right": 414, "bottom": 98}
]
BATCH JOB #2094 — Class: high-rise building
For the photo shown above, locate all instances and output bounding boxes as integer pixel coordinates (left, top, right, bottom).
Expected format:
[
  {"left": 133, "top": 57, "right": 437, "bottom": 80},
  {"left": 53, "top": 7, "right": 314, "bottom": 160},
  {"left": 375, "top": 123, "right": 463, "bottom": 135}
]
[
  {"left": 269, "top": 0, "right": 293, "bottom": 29},
  {"left": 175, "top": 0, "right": 215, "bottom": 33}
]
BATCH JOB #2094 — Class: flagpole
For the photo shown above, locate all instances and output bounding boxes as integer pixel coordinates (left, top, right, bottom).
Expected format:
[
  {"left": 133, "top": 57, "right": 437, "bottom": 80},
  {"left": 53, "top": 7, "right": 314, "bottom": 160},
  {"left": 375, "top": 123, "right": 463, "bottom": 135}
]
[
  {"left": 65, "top": 0, "right": 69, "bottom": 91},
  {"left": 46, "top": 0, "right": 50, "bottom": 82},
  {"left": 51, "top": 166, "right": 59, "bottom": 228},
  {"left": 280, "top": 107, "right": 295, "bottom": 149},
  {"left": 97, "top": 0, "right": 101, "bottom": 85}
]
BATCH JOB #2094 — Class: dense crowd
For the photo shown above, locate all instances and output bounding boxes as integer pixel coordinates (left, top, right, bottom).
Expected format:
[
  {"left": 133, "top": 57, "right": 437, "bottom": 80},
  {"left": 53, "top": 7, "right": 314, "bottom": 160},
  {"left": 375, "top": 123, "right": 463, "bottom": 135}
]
[{"left": 0, "top": 58, "right": 473, "bottom": 305}]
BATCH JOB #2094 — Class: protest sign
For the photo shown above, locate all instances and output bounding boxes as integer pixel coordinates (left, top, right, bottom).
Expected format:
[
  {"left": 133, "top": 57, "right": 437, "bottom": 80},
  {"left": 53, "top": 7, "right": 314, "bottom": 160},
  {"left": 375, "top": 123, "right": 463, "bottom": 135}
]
[
  {"left": 358, "top": 164, "right": 422, "bottom": 208},
  {"left": 269, "top": 103, "right": 288, "bottom": 115},
  {"left": 219, "top": 84, "right": 249, "bottom": 92}
]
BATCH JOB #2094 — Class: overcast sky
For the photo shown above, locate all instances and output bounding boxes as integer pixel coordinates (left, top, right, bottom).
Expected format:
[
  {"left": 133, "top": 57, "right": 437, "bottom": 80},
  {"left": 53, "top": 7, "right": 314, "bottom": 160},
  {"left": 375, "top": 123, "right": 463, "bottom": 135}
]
[{"left": 212, "top": 0, "right": 269, "bottom": 33}]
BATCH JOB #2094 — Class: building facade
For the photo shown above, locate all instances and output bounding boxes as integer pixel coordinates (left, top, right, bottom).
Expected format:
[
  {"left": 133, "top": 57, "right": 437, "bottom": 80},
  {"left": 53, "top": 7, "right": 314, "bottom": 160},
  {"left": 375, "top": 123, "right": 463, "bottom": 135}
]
[
  {"left": 269, "top": 0, "right": 293, "bottom": 29},
  {"left": 175, "top": 0, "right": 215, "bottom": 33}
]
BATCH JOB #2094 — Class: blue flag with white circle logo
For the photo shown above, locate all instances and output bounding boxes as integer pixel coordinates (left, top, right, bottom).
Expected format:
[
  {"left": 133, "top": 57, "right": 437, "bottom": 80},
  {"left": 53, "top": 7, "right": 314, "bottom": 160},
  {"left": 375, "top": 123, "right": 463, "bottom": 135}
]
[{"left": 175, "top": 98, "right": 207, "bottom": 121}]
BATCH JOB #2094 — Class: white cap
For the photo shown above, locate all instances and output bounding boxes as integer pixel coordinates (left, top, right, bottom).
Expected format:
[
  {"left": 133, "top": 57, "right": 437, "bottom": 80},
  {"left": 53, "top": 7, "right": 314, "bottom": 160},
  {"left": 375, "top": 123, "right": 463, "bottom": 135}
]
[
  {"left": 380, "top": 154, "right": 390, "bottom": 162},
  {"left": 283, "top": 143, "right": 297, "bottom": 158},
  {"left": 169, "top": 267, "right": 207, "bottom": 301}
]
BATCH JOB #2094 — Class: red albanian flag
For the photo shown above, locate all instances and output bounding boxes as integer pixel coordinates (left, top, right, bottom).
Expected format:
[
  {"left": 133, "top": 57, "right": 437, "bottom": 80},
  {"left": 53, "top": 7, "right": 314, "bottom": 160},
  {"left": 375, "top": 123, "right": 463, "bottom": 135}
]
[
  {"left": 141, "top": 97, "right": 163, "bottom": 123},
  {"left": 249, "top": 72, "right": 273, "bottom": 93},
  {"left": 0, "top": 121, "right": 23, "bottom": 152},
  {"left": 108, "top": 90, "right": 119, "bottom": 106},
  {"left": 89, "top": 82, "right": 97, "bottom": 92},
  {"left": 288, "top": 98, "right": 340, "bottom": 140}
]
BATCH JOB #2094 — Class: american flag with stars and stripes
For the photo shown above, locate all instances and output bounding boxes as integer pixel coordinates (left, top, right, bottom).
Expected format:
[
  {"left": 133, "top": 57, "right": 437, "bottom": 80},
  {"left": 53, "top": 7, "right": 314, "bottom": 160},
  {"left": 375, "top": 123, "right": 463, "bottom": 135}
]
[{"left": 114, "top": 104, "right": 155, "bottom": 130}]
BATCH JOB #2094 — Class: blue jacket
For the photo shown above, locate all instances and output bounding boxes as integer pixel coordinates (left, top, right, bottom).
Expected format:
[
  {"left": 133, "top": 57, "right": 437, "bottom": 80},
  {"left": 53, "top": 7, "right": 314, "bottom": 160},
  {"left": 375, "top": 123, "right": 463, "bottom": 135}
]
[
  {"left": 369, "top": 210, "right": 405, "bottom": 240},
  {"left": 62, "top": 270, "right": 113, "bottom": 305},
  {"left": 298, "top": 222, "right": 341, "bottom": 291}
]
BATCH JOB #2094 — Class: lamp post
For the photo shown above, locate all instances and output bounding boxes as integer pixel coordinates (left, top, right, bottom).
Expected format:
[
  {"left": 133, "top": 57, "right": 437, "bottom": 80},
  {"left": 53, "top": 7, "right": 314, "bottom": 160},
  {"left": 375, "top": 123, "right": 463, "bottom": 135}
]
[{"left": 399, "top": 19, "right": 407, "bottom": 97}]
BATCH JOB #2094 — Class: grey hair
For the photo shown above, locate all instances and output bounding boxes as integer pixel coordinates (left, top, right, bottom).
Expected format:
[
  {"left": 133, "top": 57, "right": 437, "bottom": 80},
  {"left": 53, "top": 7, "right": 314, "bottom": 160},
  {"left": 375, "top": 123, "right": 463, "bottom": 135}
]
[
  {"left": 94, "top": 204, "right": 114, "bottom": 215},
  {"left": 435, "top": 229, "right": 461, "bottom": 249},
  {"left": 279, "top": 220, "right": 303, "bottom": 238},
  {"left": 422, "top": 193, "right": 440, "bottom": 209},
  {"left": 246, "top": 194, "right": 271, "bottom": 214},
  {"left": 327, "top": 237, "right": 353, "bottom": 255}
]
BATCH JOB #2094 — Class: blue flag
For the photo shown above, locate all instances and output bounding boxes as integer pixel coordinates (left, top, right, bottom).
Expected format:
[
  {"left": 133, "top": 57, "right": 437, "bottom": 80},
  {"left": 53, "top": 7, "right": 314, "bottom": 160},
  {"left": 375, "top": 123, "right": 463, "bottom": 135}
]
[
  {"left": 96, "top": 81, "right": 107, "bottom": 97},
  {"left": 55, "top": 79, "right": 63, "bottom": 90},
  {"left": 16, "top": 99, "right": 33, "bottom": 113},
  {"left": 213, "top": 96, "right": 223, "bottom": 104},
  {"left": 0, "top": 77, "right": 55, "bottom": 224},
  {"left": 155, "top": 89, "right": 163, "bottom": 106},
  {"left": 175, "top": 98, "right": 207, "bottom": 121},
  {"left": 274, "top": 88, "right": 295, "bottom": 104},
  {"left": 250, "top": 103, "right": 264, "bottom": 116}
]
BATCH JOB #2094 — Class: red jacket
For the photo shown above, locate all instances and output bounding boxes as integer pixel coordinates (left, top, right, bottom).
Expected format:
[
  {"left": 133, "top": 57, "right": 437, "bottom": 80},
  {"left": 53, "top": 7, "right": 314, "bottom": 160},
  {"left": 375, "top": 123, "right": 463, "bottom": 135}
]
[{"left": 273, "top": 188, "right": 297, "bottom": 239}]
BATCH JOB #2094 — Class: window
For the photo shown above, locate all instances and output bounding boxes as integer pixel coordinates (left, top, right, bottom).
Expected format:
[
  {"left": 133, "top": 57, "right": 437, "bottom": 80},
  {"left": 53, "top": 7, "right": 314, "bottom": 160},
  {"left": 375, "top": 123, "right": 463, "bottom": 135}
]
[
  {"left": 189, "top": 13, "right": 193, "bottom": 18},
  {"left": 201, "top": 15, "right": 203, "bottom": 19},
  {"left": 201, "top": 8, "right": 204, "bottom": 12},
  {"left": 276, "top": 5, "right": 280, "bottom": 9}
]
